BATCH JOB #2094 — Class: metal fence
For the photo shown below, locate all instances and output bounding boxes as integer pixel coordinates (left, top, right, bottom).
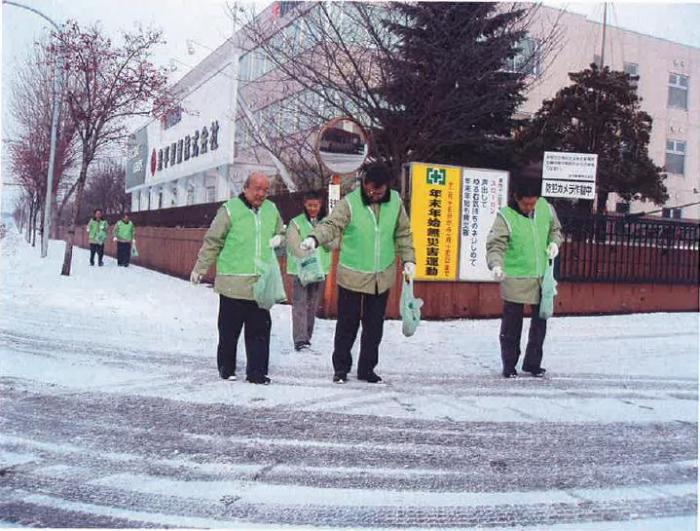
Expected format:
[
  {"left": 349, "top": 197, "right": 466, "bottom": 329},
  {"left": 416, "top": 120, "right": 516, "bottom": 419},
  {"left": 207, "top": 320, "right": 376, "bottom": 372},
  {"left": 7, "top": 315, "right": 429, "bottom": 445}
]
[{"left": 558, "top": 213, "right": 699, "bottom": 284}]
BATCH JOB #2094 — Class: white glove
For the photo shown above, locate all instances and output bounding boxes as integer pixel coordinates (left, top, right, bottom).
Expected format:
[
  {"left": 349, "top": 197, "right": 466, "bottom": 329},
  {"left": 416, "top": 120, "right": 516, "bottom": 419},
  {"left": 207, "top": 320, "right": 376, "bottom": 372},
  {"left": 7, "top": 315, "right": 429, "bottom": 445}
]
[
  {"left": 403, "top": 262, "right": 416, "bottom": 281},
  {"left": 269, "top": 235, "right": 283, "bottom": 248},
  {"left": 112, "top": 237, "right": 117, "bottom": 242},
  {"left": 492, "top": 265, "right": 505, "bottom": 281},
  {"left": 300, "top": 237, "right": 317, "bottom": 251},
  {"left": 190, "top": 270, "right": 202, "bottom": 284},
  {"left": 132, "top": 238, "right": 136, "bottom": 244},
  {"left": 547, "top": 242, "right": 559, "bottom": 259}
]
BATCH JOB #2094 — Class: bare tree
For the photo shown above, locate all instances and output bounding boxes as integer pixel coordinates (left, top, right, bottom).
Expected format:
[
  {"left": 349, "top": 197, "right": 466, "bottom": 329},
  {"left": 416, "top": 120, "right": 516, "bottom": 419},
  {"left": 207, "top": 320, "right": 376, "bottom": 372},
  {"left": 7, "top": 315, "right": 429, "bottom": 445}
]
[
  {"left": 49, "top": 21, "right": 172, "bottom": 276},
  {"left": 7, "top": 38, "right": 79, "bottom": 243},
  {"left": 80, "top": 159, "right": 129, "bottom": 218},
  {"left": 239, "top": 2, "right": 562, "bottom": 185}
]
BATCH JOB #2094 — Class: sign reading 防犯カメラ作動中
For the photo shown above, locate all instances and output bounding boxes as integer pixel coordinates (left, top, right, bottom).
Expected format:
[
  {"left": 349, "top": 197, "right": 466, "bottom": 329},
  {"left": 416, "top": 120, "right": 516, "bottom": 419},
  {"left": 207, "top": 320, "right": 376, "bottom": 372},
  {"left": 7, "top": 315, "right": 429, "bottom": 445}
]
[
  {"left": 410, "top": 163, "right": 461, "bottom": 281},
  {"left": 542, "top": 151, "right": 597, "bottom": 200}
]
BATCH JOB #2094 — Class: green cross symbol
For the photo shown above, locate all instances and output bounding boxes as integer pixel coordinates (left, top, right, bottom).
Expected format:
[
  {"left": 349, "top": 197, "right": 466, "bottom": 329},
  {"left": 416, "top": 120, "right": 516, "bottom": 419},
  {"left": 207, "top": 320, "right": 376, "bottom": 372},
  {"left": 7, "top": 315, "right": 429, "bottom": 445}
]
[{"left": 427, "top": 168, "right": 446, "bottom": 185}]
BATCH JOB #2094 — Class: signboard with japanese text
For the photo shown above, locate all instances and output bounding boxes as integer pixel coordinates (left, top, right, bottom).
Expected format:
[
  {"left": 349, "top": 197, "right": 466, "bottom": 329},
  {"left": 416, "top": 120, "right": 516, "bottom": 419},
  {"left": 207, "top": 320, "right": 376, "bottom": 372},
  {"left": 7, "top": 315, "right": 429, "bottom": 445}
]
[
  {"left": 409, "top": 163, "right": 461, "bottom": 281},
  {"left": 542, "top": 151, "right": 597, "bottom": 200},
  {"left": 458, "top": 168, "right": 509, "bottom": 282}
]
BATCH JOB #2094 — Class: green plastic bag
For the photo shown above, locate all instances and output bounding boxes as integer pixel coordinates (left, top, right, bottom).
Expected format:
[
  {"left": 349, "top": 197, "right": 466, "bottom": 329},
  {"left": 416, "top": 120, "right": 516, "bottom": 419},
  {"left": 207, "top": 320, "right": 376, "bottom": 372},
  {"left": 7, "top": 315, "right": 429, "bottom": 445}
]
[
  {"left": 297, "top": 250, "right": 326, "bottom": 287},
  {"left": 539, "top": 259, "right": 558, "bottom": 320},
  {"left": 400, "top": 277, "right": 424, "bottom": 337},
  {"left": 253, "top": 256, "right": 287, "bottom": 310},
  {"left": 131, "top": 242, "right": 139, "bottom": 258}
]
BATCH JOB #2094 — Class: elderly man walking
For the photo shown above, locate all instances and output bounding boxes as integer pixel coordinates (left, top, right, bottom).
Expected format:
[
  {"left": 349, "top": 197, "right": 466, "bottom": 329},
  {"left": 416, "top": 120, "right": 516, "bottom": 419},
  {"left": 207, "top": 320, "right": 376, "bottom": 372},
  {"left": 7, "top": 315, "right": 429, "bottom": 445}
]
[
  {"left": 486, "top": 163, "right": 563, "bottom": 379},
  {"left": 190, "top": 172, "right": 285, "bottom": 385},
  {"left": 300, "top": 162, "right": 416, "bottom": 384}
]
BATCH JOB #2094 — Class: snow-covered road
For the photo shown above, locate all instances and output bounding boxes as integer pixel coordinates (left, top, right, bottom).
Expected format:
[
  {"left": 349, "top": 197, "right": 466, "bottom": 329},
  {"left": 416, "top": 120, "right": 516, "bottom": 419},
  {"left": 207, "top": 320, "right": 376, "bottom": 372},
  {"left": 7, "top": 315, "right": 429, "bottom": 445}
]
[{"left": 1, "top": 227, "right": 697, "bottom": 529}]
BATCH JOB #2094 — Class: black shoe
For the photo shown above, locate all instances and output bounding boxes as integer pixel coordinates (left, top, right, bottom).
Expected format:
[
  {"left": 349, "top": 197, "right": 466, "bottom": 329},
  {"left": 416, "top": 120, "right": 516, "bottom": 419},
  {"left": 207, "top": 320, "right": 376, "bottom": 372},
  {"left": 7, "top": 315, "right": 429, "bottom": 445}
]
[
  {"left": 219, "top": 372, "right": 237, "bottom": 381},
  {"left": 522, "top": 366, "right": 546, "bottom": 377},
  {"left": 294, "top": 342, "right": 310, "bottom": 352},
  {"left": 98, "top": 262, "right": 104, "bottom": 267},
  {"left": 358, "top": 372, "right": 382, "bottom": 383},
  {"left": 246, "top": 376, "right": 271, "bottom": 385},
  {"left": 333, "top": 373, "right": 347, "bottom": 384},
  {"left": 90, "top": 262, "right": 94, "bottom": 266},
  {"left": 502, "top": 368, "right": 518, "bottom": 378}
]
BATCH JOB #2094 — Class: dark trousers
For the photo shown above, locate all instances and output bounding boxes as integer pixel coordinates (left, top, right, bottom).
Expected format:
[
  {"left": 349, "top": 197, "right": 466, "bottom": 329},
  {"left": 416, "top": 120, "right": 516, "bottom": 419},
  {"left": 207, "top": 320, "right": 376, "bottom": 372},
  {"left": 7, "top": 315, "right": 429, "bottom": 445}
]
[
  {"left": 116, "top": 242, "right": 131, "bottom": 266},
  {"left": 89, "top": 244, "right": 104, "bottom": 265},
  {"left": 332, "top": 286, "right": 389, "bottom": 377},
  {"left": 499, "top": 301, "right": 547, "bottom": 372},
  {"left": 217, "top": 295, "right": 271, "bottom": 379}
]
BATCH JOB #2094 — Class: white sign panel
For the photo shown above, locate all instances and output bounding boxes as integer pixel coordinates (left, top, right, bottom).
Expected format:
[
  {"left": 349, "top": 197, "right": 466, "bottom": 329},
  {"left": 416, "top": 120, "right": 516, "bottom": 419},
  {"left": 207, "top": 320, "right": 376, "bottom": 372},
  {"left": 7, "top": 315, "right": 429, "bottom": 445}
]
[
  {"left": 328, "top": 183, "right": 341, "bottom": 212},
  {"left": 458, "top": 168, "right": 509, "bottom": 282},
  {"left": 542, "top": 151, "right": 597, "bottom": 200}
]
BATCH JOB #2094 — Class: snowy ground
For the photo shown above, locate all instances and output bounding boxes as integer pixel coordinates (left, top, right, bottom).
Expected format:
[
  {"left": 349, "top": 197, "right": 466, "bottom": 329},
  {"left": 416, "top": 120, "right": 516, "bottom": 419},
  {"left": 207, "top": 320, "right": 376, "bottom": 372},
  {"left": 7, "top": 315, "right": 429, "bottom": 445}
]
[{"left": 0, "top": 226, "right": 697, "bottom": 529}]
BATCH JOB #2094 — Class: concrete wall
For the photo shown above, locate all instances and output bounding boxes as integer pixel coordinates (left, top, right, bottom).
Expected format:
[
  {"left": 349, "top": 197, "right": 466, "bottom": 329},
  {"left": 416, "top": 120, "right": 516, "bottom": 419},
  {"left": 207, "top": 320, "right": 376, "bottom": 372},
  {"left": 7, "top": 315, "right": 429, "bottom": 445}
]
[{"left": 60, "top": 226, "right": 699, "bottom": 319}]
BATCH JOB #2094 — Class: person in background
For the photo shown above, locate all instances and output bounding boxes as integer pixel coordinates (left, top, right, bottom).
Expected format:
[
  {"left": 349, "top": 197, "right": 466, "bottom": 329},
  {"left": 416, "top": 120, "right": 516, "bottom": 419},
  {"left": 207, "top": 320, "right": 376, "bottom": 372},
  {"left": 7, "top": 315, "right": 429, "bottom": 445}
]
[
  {"left": 486, "top": 162, "right": 562, "bottom": 379},
  {"left": 300, "top": 161, "right": 416, "bottom": 384},
  {"left": 190, "top": 172, "right": 285, "bottom": 385},
  {"left": 286, "top": 190, "right": 338, "bottom": 353},
  {"left": 113, "top": 213, "right": 136, "bottom": 267},
  {"left": 87, "top": 208, "right": 108, "bottom": 267}
]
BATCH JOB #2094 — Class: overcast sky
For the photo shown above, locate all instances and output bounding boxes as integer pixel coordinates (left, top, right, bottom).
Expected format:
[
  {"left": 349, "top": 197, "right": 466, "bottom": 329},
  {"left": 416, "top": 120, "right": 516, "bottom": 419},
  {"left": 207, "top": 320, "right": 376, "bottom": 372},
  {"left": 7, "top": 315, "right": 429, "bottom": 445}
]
[{"left": 1, "top": 1, "right": 699, "bottom": 213}]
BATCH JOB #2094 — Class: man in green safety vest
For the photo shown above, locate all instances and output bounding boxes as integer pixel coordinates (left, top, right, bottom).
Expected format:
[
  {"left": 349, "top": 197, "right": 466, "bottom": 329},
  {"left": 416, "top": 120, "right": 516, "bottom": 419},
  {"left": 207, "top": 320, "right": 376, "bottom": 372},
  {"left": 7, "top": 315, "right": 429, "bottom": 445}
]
[
  {"left": 300, "top": 162, "right": 416, "bottom": 384},
  {"left": 486, "top": 162, "right": 562, "bottom": 379},
  {"left": 86, "top": 208, "right": 108, "bottom": 267},
  {"left": 286, "top": 190, "right": 339, "bottom": 353},
  {"left": 113, "top": 213, "right": 136, "bottom": 267},
  {"left": 190, "top": 172, "right": 285, "bottom": 385}
]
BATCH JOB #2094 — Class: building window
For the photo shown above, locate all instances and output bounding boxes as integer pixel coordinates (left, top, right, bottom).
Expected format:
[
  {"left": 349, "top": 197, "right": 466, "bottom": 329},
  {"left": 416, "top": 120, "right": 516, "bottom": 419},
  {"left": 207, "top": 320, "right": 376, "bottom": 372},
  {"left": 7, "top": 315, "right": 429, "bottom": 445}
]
[
  {"left": 171, "top": 186, "right": 178, "bottom": 207},
  {"left": 506, "top": 37, "right": 541, "bottom": 77},
  {"left": 206, "top": 185, "right": 216, "bottom": 203},
  {"left": 665, "top": 139, "right": 686, "bottom": 175},
  {"left": 673, "top": 208, "right": 683, "bottom": 219},
  {"left": 157, "top": 191, "right": 163, "bottom": 210},
  {"left": 186, "top": 187, "right": 195, "bottom": 206},
  {"left": 624, "top": 62, "right": 639, "bottom": 88},
  {"left": 662, "top": 207, "right": 683, "bottom": 219},
  {"left": 668, "top": 73, "right": 688, "bottom": 109}
]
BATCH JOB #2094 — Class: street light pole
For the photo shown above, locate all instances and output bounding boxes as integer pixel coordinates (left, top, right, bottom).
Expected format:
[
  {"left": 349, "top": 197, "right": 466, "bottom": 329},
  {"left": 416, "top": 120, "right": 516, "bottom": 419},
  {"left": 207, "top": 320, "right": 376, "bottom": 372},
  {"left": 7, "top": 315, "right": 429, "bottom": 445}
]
[{"left": 4, "top": 0, "right": 63, "bottom": 258}]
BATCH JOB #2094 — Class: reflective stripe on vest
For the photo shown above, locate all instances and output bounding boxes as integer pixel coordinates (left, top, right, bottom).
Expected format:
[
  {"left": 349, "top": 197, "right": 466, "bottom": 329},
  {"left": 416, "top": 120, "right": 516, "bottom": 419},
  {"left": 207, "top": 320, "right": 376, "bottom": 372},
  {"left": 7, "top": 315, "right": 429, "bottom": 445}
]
[
  {"left": 339, "top": 188, "right": 400, "bottom": 273},
  {"left": 286, "top": 214, "right": 332, "bottom": 275},
  {"left": 500, "top": 198, "right": 552, "bottom": 278},
  {"left": 217, "top": 197, "right": 279, "bottom": 275}
]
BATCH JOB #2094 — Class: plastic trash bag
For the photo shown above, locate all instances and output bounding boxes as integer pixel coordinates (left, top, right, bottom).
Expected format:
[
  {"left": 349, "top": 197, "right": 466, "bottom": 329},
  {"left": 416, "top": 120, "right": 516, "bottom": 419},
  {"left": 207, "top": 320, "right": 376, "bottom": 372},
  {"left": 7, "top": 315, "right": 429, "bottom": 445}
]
[
  {"left": 400, "top": 277, "right": 424, "bottom": 337},
  {"left": 131, "top": 242, "right": 139, "bottom": 258},
  {"left": 539, "top": 259, "right": 558, "bottom": 320},
  {"left": 253, "top": 256, "right": 287, "bottom": 310},
  {"left": 297, "top": 250, "right": 326, "bottom": 287}
]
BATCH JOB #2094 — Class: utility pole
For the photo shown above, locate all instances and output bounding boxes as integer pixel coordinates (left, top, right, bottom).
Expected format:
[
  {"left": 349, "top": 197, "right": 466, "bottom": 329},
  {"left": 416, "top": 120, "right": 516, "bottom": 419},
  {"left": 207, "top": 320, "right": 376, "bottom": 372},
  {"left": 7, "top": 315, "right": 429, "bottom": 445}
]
[
  {"left": 3, "top": 1, "right": 63, "bottom": 258},
  {"left": 600, "top": 2, "right": 608, "bottom": 68}
]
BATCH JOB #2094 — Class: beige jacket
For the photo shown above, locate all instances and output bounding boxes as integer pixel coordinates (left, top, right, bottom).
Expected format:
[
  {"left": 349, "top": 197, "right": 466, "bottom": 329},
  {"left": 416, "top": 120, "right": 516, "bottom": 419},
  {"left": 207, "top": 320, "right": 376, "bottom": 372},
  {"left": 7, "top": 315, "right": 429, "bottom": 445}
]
[
  {"left": 486, "top": 203, "right": 563, "bottom": 305},
  {"left": 193, "top": 200, "right": 285, "bottom": 301},
  {"left": 310, "top": 192, "right": 416, "bottom": 295}
]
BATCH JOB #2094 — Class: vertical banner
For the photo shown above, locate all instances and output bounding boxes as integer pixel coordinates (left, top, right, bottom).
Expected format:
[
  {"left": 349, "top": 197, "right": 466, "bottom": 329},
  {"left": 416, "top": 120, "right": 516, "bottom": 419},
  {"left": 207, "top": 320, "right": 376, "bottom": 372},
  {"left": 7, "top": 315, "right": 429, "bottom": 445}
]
[
  {"left": 458, "top": 168, "right": 509, "bottom": 281},
  {"left": 410, "top": 163, "right": 461, "bottom": 281}
]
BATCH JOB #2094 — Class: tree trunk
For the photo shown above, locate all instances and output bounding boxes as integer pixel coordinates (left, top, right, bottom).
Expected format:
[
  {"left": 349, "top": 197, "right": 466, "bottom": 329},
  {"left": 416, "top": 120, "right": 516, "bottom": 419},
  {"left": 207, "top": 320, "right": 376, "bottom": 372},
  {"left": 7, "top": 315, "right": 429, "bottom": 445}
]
[
  {"left": 26, "top": 199, "right": 34, "bottom": 243},
  {"left": 31, "top": 201, "right": 38, "bottom": 247},
  {"left": 61, "top": 161, "right": 90, "bottom": 276}
]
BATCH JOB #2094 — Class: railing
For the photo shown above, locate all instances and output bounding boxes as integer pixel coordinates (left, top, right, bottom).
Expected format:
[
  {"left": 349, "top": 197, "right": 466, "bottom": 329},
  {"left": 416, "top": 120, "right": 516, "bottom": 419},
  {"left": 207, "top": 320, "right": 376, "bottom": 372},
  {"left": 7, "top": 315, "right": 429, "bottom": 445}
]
[{"left": 558, "top": 213, "right": 699, "bottom": 285}]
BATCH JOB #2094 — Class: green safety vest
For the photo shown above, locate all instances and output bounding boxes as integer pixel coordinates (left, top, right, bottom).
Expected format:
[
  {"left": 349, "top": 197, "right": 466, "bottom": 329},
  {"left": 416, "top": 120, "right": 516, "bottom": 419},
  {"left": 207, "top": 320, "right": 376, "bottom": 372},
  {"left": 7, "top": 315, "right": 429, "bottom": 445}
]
[
  {"left": 339, "top": 188, "right": 401, "bottom": 273},
  {"left": 88, "top": 219, "right": 108, "bottom": 243},
  {"left": 217, "top": 197, "right": 280, "bottom": 275},
  {"left": 499, "top": 198, "right": 552, "bottom": 278},
  {"left": 287, "top": 214, "right": 332, "bottom": 275},
  {"left": 114, "top": 220, "right": 135, "bottom": 241}
]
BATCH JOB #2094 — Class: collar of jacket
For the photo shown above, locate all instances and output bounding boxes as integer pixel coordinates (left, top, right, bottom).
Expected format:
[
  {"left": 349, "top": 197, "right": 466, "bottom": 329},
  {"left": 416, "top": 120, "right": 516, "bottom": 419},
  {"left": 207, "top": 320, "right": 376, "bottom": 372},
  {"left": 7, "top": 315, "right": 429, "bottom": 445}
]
[
  {"left": 238, "top": 192, "right": 258, "bottom": 212},
  {"left": 360, "top": 184, "right": 390, "bottom": 206},
  {"left": 508, "top": 199, "right": 535, "bottom": 219}
]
